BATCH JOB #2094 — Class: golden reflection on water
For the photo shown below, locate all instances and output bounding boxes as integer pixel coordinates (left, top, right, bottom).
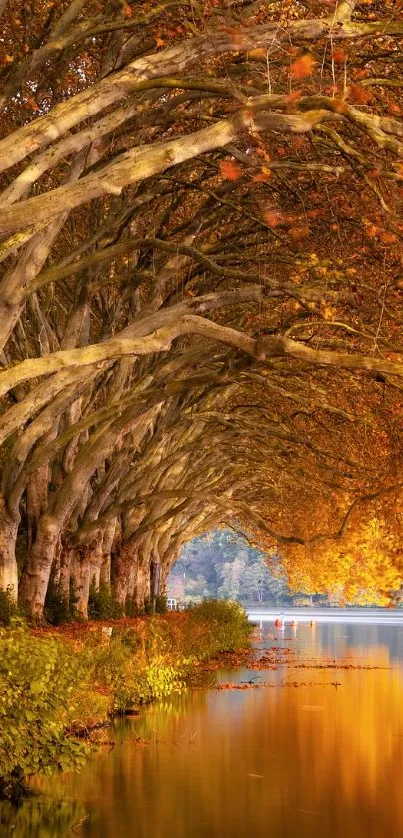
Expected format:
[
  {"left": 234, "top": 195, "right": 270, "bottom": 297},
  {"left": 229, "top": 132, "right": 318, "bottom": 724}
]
[{"left": 7, "top": 625, "right": 403, "bottom": 838}]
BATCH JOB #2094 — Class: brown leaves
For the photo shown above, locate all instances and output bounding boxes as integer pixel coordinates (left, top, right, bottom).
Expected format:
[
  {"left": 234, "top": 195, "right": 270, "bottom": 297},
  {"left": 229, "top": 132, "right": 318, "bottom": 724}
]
[{"left": 289, "top": 224, "right": 310, "bottom": 242}]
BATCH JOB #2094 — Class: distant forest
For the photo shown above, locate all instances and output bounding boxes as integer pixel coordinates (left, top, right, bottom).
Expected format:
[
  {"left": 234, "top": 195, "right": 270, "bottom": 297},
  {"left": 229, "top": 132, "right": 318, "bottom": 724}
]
[{"left": 167, "top": 530, "right": 319, "bottom": 606}]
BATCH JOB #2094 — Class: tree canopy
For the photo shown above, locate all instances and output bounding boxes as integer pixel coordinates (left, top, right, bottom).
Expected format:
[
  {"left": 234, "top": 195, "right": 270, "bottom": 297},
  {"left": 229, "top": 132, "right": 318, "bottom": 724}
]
[{"left": 0, "top": 0, "right": 402, "bottom": 618}]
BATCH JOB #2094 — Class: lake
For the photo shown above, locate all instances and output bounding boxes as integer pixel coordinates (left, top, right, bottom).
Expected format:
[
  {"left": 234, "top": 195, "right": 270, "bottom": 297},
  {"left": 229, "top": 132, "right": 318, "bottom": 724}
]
[{"left": 2, "top": 611, "right": 403, "bottom": 837}]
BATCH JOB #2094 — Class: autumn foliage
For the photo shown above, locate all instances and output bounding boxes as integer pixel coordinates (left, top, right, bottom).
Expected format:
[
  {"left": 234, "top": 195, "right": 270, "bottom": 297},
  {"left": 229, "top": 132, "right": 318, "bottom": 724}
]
[{"left": 0, "top": 0, "right": 402, "bottom": 617}]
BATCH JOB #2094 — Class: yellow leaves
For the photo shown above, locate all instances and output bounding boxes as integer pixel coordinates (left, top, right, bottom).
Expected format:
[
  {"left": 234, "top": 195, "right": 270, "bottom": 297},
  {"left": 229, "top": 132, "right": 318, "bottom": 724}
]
[
  {"left": 3, "top": 54, "right": 14, "bottom": 65},
  {"left": 322, "top": 304, "right": 336, "bottom": 321},
  {"left": 246, "top": 48, "right": 267, "bottom": 61},
  {"left": 219, "top": 160, "right": 242, "bottom": 181},
  {"left": 289, "top": 53, "right": 316, "bottom": 81},
  {"left": 252, "top": 166, "right": 271, "bottom": 183}
]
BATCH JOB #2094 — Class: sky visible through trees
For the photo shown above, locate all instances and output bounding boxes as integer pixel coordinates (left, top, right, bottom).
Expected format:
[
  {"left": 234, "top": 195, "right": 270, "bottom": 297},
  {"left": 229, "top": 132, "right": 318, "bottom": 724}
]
[{"left": 0, "top": 0, "right": 402, "bottom": 618}]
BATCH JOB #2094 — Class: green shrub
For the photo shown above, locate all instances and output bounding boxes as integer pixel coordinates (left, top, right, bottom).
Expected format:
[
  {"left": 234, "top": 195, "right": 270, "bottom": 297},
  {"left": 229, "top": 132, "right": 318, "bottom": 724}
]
[
  {"left": 188, "top": 599, "right": 252, "bottom": 655},
  {"left": 143, "top": 594, "right": 168, "bottom": 615},
  {"left": 81, "top": 628, "right": 185, "bottom": 710},
  {"left": 0, "top": 588, "right": 18, "bottom": 626},
  {"left": 155, "top": 594, "right": 168, "bottom": 614},
  {"left": 88, "top": 581, "right": 124, "bottom": 620},
  {"left": 44, "top": 575, "right": 79, "bottom": 626},
  {"left": 0, "top": 621, "right": 88, "bottom": 798},
  {"left": 124, "top": 596, "right": 139, "bottom": 617}
]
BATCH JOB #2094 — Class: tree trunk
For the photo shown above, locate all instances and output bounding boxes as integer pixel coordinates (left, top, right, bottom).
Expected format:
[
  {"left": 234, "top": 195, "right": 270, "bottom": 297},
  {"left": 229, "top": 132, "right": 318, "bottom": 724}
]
[
  {"left": 19, "top": 514, "right": 61, "bottom": 620},
  {"left": 54, "top": 545, "right": 73, "bottom": 601},
  {"left": 133, "top": 544, "right": 151, "bottom": 612},
  {"left": 111, "top": 543, "right": 135, "bottom": 607},
  {"left": 70, "top": 549, "right": 91, "bottom": 619},
  {"left": 26, "top": 467, "right": 48, "bottom": 549},
  {"left": 99, "top": 518, "right": 116, "bottom": 586},
  {"left": 0, "top": 495, "right": 19, "bottom": 599},
  {"left": 159, "top": 559, "right": 173, "bottom": 596}
]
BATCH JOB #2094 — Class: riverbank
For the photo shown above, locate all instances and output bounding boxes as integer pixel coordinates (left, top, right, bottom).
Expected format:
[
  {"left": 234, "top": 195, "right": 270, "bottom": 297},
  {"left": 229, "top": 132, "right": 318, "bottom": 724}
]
[{"left": 0, "top": 600, "right": 252, "bottom": 801}]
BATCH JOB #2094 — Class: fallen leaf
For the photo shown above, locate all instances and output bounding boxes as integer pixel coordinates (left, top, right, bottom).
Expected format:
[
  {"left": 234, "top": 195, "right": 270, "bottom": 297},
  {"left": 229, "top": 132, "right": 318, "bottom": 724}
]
[
  {"left": 290, "top": 54, "right": 316, "bottom": 80},
  {"left": 219, "top": 160, "right": 242, "bottom": 181}
]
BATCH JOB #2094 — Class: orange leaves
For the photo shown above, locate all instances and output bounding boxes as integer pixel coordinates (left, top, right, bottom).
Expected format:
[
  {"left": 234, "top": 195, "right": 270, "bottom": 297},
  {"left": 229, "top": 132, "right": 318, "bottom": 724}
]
[
  {"left": 155, "top": 35, "right": 165, "bottom": 48},
  {"left": 289, "top": 53, "right": 316, "bottom": 81},
  {"left": 286, "top": 90, "right": 302, "bottom": 105},
  {"left": 289, "top": 224, "right": 310, "bottom": 242},
  {"left": 379, "top": 231, "right": 397, "bottom": 245},
  {"left": 122, "top": 3, "right": 132, "bottom": 16},
  {"left": 348, "top": 84, "right": 373, "bottom": 105},
  {"left": 26, "top": 97, "right": 39, "bottom": 112},
  {"left": 363, "top": 219, "right": 397, "bottom": 245},
  {"left": 219, "top": 160, "right": 242, "bottom": 181},
  {"left": 353, "top": 68, "right": 370, "bottom": 82},
  {"left": 263, "top": 209, "right": 282, "bottom": 228},
  {"left": 332, "top": 48, "right": 346, "bottom": 64}
]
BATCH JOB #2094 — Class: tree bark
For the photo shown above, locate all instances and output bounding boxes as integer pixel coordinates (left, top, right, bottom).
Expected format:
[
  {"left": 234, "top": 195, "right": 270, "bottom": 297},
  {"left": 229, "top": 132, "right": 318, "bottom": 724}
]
[
  {"left": 100, "top": 518, "right": 116, "bottom": 586},
  {"left": 133, "top": 543, "right": 151, "bottom": 611},
  {"left": 70, "top": 549, "right": 91, "bottom": 619},
  {"left": 54, "top": 544, "right": 73, "bottom": 601},
  {"left": 0, "top": 496, "right": 19, "bottom": 599},
  {"left": 19, "top": 515, "right": 61, "bottom": 619},
  {"left": 111, "top": 542, "right": 136, "bottom": 607}
]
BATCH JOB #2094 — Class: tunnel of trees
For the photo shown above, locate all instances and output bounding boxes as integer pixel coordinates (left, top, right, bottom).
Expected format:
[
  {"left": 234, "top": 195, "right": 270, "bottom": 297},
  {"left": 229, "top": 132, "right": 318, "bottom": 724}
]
[{"left": 0, "top": 0, "right": 402, "bottom": 620}]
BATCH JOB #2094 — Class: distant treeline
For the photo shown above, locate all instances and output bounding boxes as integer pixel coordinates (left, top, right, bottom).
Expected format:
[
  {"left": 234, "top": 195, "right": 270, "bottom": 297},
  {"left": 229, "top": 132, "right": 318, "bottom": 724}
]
[{"left": 168, "top": 530, "right": 326, "bottom": 606}]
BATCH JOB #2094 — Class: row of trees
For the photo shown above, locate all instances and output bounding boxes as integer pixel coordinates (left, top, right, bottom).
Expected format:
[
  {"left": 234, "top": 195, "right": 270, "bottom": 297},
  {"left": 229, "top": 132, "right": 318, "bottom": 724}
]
[
  {"left": 0, "top": 0, "right": 402, "bottom": 619},
  {"left": 168, "top": 530, "right": 291, "bottom": 604}
]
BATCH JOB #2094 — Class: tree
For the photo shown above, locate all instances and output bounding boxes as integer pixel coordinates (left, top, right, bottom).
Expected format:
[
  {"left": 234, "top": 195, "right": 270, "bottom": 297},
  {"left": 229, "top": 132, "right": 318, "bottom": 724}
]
[{"left": 0, "top": 0, "right": 402, "bottom": 618}]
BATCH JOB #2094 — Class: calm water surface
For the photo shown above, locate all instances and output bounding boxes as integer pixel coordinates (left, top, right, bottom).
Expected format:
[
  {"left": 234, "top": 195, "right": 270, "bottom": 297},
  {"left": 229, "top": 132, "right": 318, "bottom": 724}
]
[{"left": 2, "top": 618, "right": 403, "bottom": 837}]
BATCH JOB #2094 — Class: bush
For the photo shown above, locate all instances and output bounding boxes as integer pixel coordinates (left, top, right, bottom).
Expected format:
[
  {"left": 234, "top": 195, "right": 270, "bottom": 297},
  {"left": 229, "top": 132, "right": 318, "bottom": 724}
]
[
  {"left": 143, "top": 594, "right": 168, "bottom": 615},
  {"left": 0, "top": 588, "right": 18, "bottom": 626},
  {"left": 0, "top": 621, "right": 88, "bottom": 798},
  {"left": 44, "top": 575, "right": 79, "bottom": 626},
  {"left": 88, "top": 582, "right": 124, "bottom": 620},
  {"left": 188, "top": 599, "right": 252, "bottom": 655},
  {"left": 82, "top": 628, "right": 185, "bottom": 710}
]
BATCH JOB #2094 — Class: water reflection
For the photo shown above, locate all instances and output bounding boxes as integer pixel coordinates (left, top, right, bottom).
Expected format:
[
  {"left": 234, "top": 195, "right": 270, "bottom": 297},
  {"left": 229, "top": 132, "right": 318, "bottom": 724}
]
[{"left": 3, "top": 623, "right": 403, "bottom": 838}]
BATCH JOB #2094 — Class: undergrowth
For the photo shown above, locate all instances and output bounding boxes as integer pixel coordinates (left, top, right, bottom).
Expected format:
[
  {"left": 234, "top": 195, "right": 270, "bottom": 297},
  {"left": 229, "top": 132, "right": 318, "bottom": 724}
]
[
  {"left": 0, "top": 588, "right": 19, "bottom": 627},
  {"left": 0, "top": 600, "right": 252, "bottom": 798},
  {"left": 88, "top": 582, "right": 124, "bottom": 620}
]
